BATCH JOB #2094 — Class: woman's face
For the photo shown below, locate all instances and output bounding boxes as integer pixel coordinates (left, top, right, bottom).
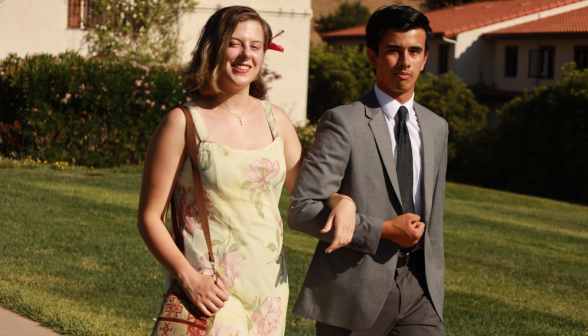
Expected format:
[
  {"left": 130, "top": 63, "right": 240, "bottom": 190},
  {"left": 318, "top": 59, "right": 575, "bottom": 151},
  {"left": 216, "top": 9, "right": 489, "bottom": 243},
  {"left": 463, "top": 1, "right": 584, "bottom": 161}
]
[{"left": 219, "top": 20, "right": 265, "bottom": 92}]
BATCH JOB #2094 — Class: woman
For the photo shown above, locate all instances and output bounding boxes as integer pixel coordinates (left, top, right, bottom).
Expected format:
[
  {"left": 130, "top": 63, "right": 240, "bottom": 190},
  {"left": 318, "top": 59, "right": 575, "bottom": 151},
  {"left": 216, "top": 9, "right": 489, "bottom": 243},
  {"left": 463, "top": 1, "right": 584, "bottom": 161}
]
[{"left": 137, "top": 6, "right": 355, "bottom": 336}]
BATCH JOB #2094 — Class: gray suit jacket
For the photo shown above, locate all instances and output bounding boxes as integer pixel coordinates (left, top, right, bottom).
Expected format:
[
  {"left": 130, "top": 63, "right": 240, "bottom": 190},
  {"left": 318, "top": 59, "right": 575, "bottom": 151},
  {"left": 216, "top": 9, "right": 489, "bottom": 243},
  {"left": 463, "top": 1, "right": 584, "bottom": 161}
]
[{"left": 287, "top": 89, "right": 448, "bottom": 331}]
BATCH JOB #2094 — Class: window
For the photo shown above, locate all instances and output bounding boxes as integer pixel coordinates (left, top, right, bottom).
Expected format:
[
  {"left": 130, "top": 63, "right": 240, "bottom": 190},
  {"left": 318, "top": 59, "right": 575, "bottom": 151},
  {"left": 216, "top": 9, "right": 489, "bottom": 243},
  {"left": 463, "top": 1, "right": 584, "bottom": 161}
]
[
  {"left": 504, "top": 46, "right": 518, "bottom": 77},
  {"left": 575, "top": 46, "right": 588, "bottom": 70},
  {"left": 67, "top": 0, "right": 82, "bottom": 28},
  {"left": 438, "top": 44, "right": 449, "bottom": 74},
  {"left": 68, "top": 0, "right": 103, "bottom": 29},
  {"left": 528, "top": 46, "right": 554, "bottom": 79}
]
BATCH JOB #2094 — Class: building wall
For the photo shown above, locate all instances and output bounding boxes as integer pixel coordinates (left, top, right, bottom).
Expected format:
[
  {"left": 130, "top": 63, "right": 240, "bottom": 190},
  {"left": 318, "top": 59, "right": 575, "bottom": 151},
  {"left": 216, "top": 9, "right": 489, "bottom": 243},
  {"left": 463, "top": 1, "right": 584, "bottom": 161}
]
[
  {"left": 0, "top": 0, "right": 87, "bottom": 58},
  {"left": 424, "top": 38, "right": 455, "bottom": 75},
  {"left": 493, "top": 38, "right": 586, "bottom": 91},
  {"left": 0, "top": 0, "right": 311, "bottom": 126},
  {"left": 311, "top": 0, "right": 427, "bottom": 45},
  {"left": 181, "top": 0, "right": 312, "bottom": 126}
]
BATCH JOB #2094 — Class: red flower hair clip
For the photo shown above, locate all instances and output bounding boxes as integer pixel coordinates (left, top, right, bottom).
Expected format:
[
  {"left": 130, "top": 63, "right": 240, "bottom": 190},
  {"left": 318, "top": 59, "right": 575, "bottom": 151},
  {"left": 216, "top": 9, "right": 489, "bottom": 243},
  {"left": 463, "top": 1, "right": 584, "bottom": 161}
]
[{"left": 268, "top": 30, "right": 284, "bottom": 52}]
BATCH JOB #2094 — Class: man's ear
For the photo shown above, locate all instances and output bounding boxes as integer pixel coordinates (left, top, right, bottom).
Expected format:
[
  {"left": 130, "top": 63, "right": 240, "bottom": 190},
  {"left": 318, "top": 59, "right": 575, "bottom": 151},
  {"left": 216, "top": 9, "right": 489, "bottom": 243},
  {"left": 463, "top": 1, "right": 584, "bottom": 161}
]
[
  {"left": 367, "top": 47, "right": 378, "bottom": 70},
  {"left": 420, "top": 52, "right": 429, "bottom": 72}
]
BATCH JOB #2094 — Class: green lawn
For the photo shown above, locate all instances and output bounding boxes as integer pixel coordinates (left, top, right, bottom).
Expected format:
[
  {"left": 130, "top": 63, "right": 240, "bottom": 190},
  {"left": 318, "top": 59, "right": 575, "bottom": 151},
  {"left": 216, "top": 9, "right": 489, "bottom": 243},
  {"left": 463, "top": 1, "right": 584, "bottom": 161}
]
[{"left": 0, "top": 168, "right": 587, "bottom": 335}]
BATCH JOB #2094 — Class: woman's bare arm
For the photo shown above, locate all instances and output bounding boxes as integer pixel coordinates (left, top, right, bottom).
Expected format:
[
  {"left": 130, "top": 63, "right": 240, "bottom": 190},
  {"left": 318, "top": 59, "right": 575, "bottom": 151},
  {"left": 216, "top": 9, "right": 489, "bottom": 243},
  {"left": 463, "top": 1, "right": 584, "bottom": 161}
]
[{"left": 137, "top": 107, "right": 227, "bottom": 316}]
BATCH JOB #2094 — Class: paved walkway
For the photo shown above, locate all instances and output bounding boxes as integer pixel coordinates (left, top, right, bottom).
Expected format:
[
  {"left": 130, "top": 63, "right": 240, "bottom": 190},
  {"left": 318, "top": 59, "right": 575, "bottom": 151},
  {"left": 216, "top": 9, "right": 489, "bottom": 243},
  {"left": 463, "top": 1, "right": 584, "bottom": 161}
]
[{"left": 0, "top": 307, "right": 61, "bottom": 336}]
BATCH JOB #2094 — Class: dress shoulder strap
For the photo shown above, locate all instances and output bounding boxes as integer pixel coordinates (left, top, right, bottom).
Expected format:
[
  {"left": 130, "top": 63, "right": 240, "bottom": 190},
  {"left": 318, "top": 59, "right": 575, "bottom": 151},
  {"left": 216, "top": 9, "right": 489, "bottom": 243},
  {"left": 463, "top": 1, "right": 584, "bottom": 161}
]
[
  {"left": 182, "top": 103, "right": 209, "bottom": 142},
  {"left": 260, "top": 100, "right": 280, "bottom": 139}
]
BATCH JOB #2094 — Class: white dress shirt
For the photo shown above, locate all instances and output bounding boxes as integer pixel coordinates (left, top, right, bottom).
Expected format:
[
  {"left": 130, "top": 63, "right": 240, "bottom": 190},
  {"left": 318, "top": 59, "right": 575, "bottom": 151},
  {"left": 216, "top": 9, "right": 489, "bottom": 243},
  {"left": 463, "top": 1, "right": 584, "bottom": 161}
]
[{"left": 374, "top": 84, "right": 423, "bottom": 219}]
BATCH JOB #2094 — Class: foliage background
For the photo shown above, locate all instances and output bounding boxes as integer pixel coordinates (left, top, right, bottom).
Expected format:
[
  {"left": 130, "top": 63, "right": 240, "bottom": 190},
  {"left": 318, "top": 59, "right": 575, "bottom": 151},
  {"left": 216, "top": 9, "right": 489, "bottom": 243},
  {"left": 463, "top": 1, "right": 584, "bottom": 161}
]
[
  {"left": 87, "top": 0, "right": 197, "bottom": 64},
  {"left": 451, "top": 66, "right": 588, "bottom": 204},
  {"left": 0, "top": 52, "right": 188, "bottom": 167},
  {"left": 314, "top": 2, "right": 371, "bottom": 34},
  {"left": 306, "top": 45, "right": 487, "bottom": 164}
]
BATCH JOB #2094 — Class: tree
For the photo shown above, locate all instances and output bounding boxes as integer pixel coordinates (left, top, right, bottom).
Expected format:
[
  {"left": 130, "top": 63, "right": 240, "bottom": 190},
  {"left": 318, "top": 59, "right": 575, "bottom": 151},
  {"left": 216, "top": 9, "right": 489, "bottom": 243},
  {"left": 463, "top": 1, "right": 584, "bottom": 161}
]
[
  {"left": 488, "top": 65, "right": 588, "bottom": 203},
  {"left": 87, "top": 0, "right": 197, "bottom": 64},
  {"left": 314, "top": 2, "right": 370, "bottom": 34},
  {"left": 307, "top": 45, "right": 375, "bottom": 123},
  {"left": 415, "top": 72, "right": 488, "bottom": 162}
]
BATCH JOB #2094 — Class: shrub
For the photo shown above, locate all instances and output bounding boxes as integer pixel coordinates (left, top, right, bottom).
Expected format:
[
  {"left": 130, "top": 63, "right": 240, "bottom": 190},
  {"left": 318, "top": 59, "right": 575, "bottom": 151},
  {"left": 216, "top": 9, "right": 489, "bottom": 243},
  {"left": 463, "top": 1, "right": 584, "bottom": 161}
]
[
  {"left": 489, "top": 66, "right": 588, "bottom": 203},
  {"left": 314, "top": 2, "right": 371, "bottom": 34},
  {"left": 415, "top": 72, "right": 488, "bottom": 161},
  {"left": 87, "top": 0, "right": 197, "bottom": 64},
  {"left": 307, "top": 45, "right": 375, "bottom": 123},
  {"left": 296, "top": 121, "right": 317, "bottom": 154},
  {"left": 0, "top": 52, "right": 187, "bottom": 167}
]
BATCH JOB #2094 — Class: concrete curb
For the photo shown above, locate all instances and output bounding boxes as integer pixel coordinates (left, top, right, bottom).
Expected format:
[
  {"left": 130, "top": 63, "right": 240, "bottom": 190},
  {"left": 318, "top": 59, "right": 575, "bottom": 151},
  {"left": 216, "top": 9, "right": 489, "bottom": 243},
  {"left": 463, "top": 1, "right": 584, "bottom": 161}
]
[{"left": 0, "top": 306, "right": 61, "bottom": 336}]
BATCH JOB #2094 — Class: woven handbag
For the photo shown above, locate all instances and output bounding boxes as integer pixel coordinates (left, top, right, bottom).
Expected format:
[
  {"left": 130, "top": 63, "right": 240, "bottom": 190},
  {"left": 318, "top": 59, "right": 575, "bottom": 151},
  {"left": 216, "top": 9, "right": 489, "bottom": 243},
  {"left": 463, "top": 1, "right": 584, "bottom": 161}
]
[{"left": 151, "top": 105, "right": 218, "bottom": 336}]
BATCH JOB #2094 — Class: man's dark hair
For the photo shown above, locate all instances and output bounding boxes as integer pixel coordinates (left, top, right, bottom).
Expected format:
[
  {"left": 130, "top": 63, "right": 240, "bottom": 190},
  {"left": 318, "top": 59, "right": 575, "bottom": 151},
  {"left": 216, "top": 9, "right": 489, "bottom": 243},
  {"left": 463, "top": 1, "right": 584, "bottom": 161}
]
[{"left": 366, "top": 5, "right": 434, "bottom": 55}]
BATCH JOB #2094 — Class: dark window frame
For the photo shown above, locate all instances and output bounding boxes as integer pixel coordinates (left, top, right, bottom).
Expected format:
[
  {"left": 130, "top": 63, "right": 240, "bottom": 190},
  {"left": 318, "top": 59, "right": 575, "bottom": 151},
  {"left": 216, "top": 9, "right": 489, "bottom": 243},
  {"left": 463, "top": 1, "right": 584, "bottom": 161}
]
[
  {"left": 67, "top": 0, "right": 82, "bottom": 28},
  {"left": 528, "top": 46, "right": 555, "bottom": 79},
  {"left": 438, "top": 44, "right": 450, "bottom": 74},
  {"left": 504, "top": 45, "right": 518, "bottom": 78},
  {"left": 68, "top": 0, "right": 104, "bottom": 30},
  {"left": 575, "top": 46, "right": 588, "bottom": 70}
]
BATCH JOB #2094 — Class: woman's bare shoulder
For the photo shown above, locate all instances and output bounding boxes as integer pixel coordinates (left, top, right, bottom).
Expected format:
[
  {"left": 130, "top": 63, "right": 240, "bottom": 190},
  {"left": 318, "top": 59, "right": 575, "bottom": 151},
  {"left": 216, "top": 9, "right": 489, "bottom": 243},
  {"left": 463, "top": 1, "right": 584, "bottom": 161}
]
[
  {"left": 269, "top": 103, "right": 293, "bottom": 128},
  {"left": 161, "top": 107, "right": 187, "bottom": 133}
]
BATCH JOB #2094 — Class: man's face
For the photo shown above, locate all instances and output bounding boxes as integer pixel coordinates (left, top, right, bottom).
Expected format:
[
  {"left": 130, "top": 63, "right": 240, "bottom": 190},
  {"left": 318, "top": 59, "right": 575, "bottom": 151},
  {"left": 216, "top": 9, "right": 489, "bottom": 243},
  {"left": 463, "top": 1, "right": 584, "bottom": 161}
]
[{"left": 367, "top": 28, "right": 428, "bottom": 102}]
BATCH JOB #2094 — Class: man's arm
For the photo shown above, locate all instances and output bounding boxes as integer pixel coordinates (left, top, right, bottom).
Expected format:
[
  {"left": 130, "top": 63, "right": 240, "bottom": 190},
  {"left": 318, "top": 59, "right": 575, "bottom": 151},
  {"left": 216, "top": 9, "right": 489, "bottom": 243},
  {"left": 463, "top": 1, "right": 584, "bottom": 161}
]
[{"left": 287, "top": 109, "right": 384, "bottom": 255}]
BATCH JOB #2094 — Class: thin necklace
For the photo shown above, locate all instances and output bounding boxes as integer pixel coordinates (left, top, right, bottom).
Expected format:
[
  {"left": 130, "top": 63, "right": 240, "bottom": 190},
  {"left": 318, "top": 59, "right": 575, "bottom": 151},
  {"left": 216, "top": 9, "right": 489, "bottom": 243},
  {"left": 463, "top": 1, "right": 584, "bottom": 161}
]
[{"left": 214, "top": 97, "right": 250, "bottom": 126}]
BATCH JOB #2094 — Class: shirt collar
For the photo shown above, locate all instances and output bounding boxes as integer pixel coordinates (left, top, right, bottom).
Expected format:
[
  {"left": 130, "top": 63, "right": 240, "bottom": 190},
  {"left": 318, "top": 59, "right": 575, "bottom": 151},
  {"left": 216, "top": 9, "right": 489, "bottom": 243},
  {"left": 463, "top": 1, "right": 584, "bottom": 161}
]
[{"left": 374, "top": 84, "right": 415, "bottom": 121}]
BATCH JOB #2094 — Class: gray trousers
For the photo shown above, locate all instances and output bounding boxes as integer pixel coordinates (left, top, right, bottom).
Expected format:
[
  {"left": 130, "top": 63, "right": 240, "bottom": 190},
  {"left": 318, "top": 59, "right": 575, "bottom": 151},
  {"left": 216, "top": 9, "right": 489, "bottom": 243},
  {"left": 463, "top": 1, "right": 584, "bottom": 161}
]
[{"left": 316, "top": 262, "right": 445, "bottom": 336}]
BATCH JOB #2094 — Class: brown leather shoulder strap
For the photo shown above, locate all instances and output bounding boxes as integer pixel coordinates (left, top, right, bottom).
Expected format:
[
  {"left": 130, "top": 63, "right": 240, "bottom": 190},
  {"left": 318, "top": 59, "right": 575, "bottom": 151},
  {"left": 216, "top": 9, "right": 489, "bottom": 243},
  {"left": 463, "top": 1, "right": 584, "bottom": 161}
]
[{"left": 175, "top": 105, "right": 216, "bottom": 271}]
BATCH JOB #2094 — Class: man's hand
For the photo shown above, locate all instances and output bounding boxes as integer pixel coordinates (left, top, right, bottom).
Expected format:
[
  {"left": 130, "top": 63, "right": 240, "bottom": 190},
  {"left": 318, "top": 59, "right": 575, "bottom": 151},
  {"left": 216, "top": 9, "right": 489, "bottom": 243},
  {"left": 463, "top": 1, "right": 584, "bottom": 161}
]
[
  {"left": 381, "top": 213, "right": 425, "bottom": 247},
  {"left": 322, "top": 198, "right": 356, "bottom": 253}
]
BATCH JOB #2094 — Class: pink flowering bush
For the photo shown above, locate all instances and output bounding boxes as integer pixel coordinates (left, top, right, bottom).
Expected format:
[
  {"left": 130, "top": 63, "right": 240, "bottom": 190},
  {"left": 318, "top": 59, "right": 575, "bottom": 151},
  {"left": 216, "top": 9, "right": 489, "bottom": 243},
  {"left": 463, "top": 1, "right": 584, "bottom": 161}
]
[{"left": 0, "top": 51, "right": 190, "bottom": 166}]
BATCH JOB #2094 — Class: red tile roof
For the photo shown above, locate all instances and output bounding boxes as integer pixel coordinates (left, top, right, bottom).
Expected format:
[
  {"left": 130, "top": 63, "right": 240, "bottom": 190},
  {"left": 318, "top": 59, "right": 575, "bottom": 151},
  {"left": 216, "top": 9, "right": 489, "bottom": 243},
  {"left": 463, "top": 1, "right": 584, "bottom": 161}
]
[
  {"left": 484, "top": 6, "right": 588, "bottom": 36},
  {"left": 321, "top": 0, "right": 585, "bottom": 39}
]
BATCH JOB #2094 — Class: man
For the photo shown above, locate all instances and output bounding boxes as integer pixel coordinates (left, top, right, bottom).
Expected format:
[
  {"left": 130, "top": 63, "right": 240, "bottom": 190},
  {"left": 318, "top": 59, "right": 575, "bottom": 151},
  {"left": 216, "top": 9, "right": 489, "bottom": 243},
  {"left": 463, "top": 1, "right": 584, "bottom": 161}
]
[{"left": 287, "top": 5, "right": 448, "bottom": 336}]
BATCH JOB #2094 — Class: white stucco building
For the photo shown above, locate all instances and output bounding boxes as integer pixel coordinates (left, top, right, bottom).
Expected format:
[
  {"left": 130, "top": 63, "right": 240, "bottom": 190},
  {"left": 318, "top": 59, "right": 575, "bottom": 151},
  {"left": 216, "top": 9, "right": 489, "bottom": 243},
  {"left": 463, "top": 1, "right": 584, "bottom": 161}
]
[{"left": 0, "top": 0, "right": 312, "bottom": 126}]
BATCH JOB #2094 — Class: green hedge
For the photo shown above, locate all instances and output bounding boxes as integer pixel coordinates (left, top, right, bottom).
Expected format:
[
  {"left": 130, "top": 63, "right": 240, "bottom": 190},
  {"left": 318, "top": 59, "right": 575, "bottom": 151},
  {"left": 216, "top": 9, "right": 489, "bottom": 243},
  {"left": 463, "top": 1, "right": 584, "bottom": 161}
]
[
  {"left": 307, "top": 45, "right": 375, "bottom": 123},
  {"left": 415, "top": 72, "right": 488, "bottom": 162},
  {"left": 454, "top": 67, "right": 588, "bottom": 204},
  {"left": 0, "top": 52, "right": 187, "bottom": 167}
]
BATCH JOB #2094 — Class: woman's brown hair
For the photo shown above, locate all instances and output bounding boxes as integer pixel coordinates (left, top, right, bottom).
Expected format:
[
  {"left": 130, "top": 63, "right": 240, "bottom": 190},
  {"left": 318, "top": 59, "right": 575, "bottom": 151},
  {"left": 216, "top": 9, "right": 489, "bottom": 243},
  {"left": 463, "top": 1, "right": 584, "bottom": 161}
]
[{"left": 185, "top": 6, "right": 272, "bottom": 99}]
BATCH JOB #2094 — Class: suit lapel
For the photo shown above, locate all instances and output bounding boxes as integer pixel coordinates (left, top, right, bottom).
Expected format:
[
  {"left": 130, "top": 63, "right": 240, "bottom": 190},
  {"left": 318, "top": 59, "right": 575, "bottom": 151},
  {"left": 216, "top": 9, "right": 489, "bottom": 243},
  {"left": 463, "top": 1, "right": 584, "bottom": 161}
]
[
  {"left": 362, "top": 90, "right": 402, "bottom": 205},
  {"left": 414, "top": 102, "right": 435, "bottom": 225}
]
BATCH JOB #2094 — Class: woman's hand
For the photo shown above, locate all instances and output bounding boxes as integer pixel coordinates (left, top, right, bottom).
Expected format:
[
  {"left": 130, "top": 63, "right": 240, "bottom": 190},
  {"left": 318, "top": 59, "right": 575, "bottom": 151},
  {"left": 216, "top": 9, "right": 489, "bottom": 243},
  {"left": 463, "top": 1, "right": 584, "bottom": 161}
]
[
  {"left": 179, "top": 269, "right": 229, "bottom": 317},
  {"left": 323, "top": 195, "right": 357, "bottom": 253}
]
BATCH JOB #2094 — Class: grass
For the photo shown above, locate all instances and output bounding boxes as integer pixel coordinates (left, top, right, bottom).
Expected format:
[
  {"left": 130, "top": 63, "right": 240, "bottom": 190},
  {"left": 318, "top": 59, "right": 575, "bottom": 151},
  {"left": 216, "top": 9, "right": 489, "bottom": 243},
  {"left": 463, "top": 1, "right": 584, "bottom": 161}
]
[{"left": 0, "top": 168, "right": 587, "bottom": 335}]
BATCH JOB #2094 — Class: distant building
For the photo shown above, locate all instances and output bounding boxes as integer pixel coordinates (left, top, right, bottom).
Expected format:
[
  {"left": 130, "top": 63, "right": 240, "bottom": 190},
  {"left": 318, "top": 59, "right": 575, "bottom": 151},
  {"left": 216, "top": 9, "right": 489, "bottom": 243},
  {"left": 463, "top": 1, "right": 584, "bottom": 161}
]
[
  {"left": 0, "top": 0, "right": 312, "bottom": 126},
  {"left": 321, "top": 0, "right": 588, "bottom": 100}
]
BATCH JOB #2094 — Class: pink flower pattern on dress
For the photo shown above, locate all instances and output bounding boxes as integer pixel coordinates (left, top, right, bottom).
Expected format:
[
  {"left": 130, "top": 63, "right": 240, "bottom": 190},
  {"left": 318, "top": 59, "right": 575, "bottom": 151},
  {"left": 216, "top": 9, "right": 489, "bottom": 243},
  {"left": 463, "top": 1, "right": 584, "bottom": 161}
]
[
  {"left": 209, "top": 321, "right": 239, "bottom": 336},
  {"left": 180, "top": 187, "right": 214, "bottom": 237},
  {"left": 198, "top": 252, "right": 246, "bottom": 289},
  {"left": 242, "top": 159, "right": 280, "bottom": 191},
  {"left": 251, "top": 296, "right": 282, "bottom": 336}
]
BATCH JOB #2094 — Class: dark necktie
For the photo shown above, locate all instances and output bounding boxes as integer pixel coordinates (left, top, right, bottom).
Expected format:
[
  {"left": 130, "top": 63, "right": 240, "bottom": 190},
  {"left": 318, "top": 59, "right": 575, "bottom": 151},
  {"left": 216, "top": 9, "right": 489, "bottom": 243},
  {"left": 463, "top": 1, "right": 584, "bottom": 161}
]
[{"left": 396, "top": 106, "right": 416, "bottom": 216}]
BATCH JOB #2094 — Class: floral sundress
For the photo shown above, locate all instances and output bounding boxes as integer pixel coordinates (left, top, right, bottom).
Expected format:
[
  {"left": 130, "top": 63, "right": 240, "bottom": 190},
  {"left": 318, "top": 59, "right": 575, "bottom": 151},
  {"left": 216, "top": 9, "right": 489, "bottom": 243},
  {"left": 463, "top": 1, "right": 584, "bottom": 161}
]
[{"left": 167, "top": 100, "right": 288, "bottom": 336}]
